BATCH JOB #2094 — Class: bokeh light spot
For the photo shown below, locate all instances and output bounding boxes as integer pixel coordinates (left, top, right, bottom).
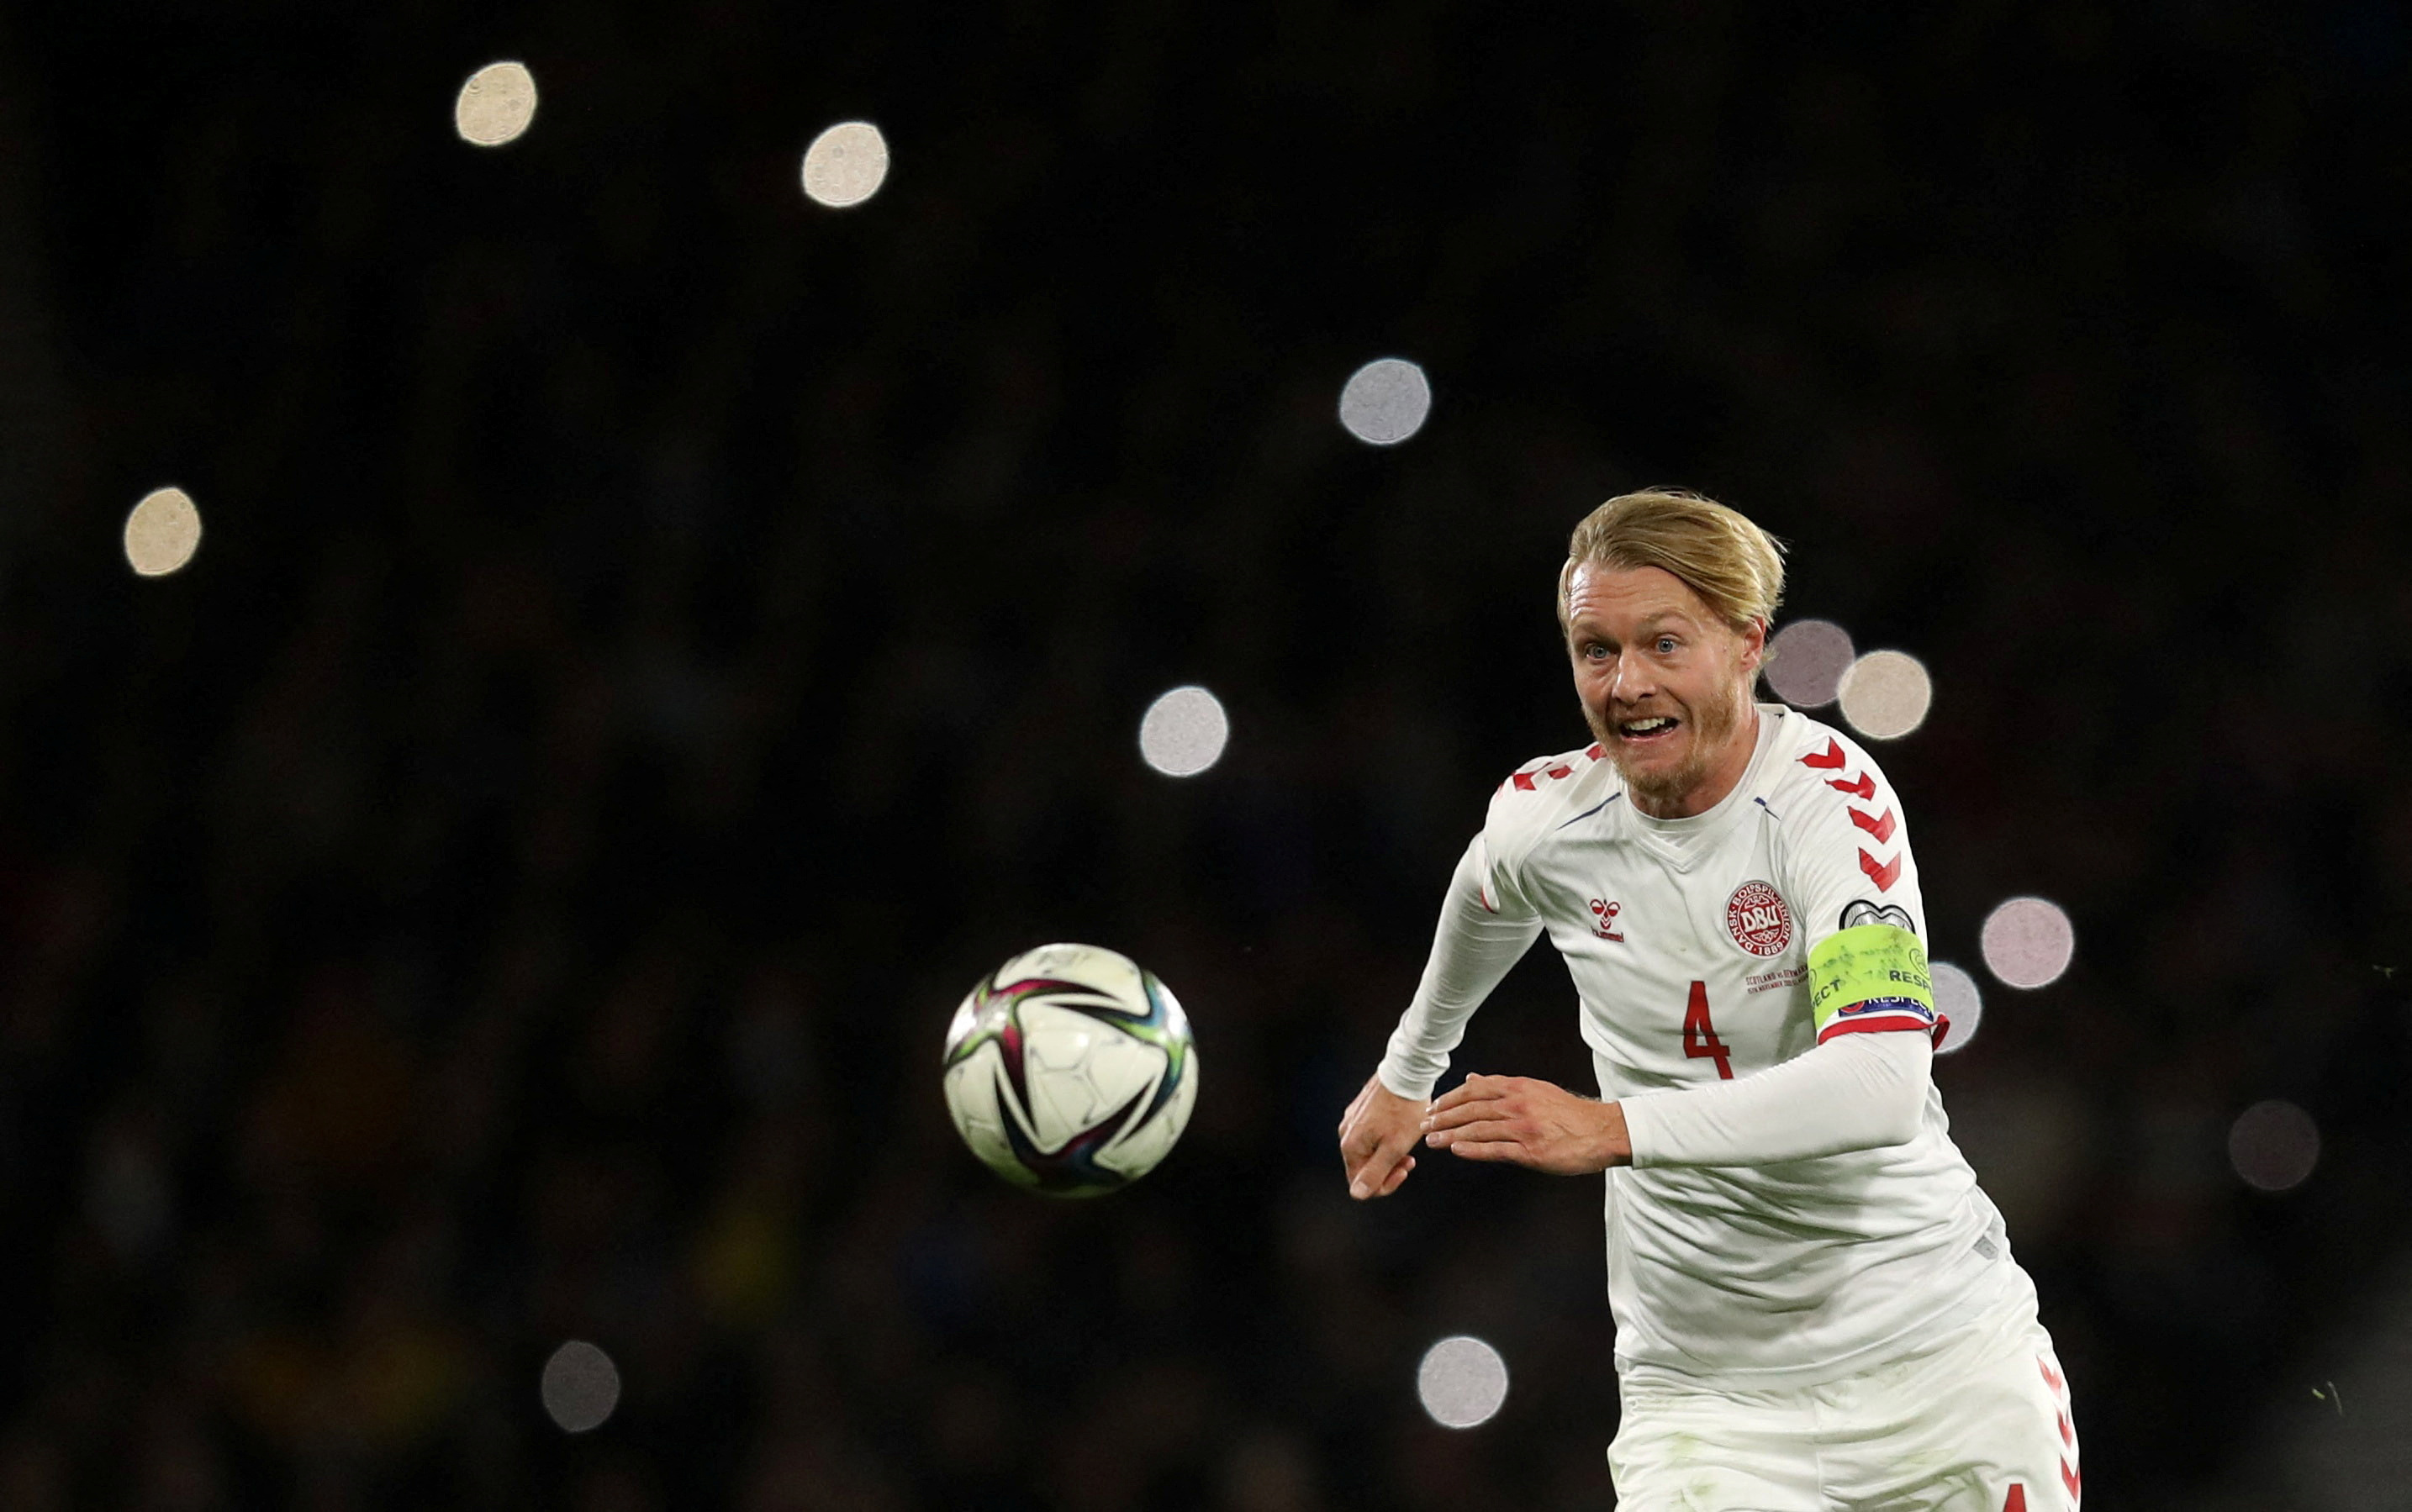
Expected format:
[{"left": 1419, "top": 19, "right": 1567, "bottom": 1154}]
[
  {"left": 541, "top": 1341, "right": 620, "bottom": 1433},
  {"left": 1139, "top": 686, "right": 1229, "bottom": 777},
  {"left": 1338, "top": 358, "right": 1432, "bottom": 445},
  {"left": 2230, "top": 1099, "right": 2320, "bottom": 1193},
  {"left": 124, "top": 487, "right": 203, "bottom": 577},
  {"left": 1765, "top": 619, "right": 1855, "bottom": 707},
  {"left": 1930, "top": 961, "right": 1982, "bottom": 1054},
  {"left": 801, "top": 121, "right": 890, "bottom": 208},
  {"left": 1980, "top": 898, "right": 2074, "bottom": 989},
  {"left": 1417, "top": 1336, "right": 1508, "bottom": 1429},
  {"left": 455, "top": 61, "right": 538, "bottom": 147},
  {"left": 1835, "top": 650, "right": 1933, "bottom": 740}
]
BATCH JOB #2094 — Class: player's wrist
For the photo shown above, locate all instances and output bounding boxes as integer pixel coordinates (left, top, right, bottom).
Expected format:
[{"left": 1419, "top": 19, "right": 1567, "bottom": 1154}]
[{"left": 1593, "top": 1098, "right": 1634, "bottom": 1169}]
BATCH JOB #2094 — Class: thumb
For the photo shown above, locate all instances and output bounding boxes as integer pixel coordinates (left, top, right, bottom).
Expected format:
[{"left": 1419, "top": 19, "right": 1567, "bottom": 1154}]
[{"left": 1349, "top": 1123, "right": 1415, "bottom": 1200}]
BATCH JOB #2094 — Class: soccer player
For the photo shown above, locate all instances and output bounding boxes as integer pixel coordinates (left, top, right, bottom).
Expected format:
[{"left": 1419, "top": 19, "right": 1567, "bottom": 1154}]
[{"left": 1336, "top": 490, "right": 2078, "bottom": 1511}]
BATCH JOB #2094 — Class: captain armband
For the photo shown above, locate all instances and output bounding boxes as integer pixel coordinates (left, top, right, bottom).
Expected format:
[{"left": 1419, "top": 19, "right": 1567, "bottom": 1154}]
[{"left": 1807, "top": 924, "right": 1940, "bottom": 1043}]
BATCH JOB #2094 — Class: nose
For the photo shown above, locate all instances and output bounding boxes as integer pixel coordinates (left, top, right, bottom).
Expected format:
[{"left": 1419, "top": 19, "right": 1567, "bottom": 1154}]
[{"left": 1609, "top": 649, "right": 1656, "bottom": 705}]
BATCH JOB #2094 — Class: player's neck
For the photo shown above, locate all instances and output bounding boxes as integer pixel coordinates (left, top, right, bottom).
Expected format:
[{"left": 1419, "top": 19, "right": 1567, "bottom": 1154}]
[{"left": 1630, "top": 701, "right": 1762, "bottom": 820}]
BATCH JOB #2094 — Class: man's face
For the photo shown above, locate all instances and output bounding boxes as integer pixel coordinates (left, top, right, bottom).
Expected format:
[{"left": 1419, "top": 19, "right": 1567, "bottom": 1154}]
[{"left": 1564, "top": 562, "right": 1765, "bottom": 817}]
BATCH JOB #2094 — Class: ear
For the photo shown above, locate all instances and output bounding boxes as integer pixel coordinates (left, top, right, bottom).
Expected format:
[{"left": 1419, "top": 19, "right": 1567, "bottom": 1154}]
[{"left": 1736, "top": 617, "right": 1768, "bottom": 677}]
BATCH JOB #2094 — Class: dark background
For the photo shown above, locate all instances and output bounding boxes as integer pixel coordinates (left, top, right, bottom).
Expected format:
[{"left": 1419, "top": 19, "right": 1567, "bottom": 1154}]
[{"left": 0, "top": 2, "right": 2407, "bottom": 1507}]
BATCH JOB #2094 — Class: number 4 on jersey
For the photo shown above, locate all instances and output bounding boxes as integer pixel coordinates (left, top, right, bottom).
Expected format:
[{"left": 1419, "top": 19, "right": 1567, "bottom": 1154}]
[{"left": 1681, "top": 980, "right": 1734, "bottom": 1080}]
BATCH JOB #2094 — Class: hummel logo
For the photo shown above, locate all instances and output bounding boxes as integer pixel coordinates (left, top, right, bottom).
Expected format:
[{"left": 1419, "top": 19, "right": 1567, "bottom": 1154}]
[{"left": 1588, "top": 899, "right": 1624, "bottom": 942}]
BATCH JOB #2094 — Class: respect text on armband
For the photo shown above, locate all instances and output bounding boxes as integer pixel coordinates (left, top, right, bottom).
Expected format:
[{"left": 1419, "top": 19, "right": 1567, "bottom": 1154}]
[{"left": 1808, "top": 963, "right": 1934, "bottom": 1013}]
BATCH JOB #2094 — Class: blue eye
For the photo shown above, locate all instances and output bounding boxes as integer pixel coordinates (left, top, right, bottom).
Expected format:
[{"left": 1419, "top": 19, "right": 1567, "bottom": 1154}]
[{"left": 1656, "top": 636, "right": 1677, "bottom": 654}]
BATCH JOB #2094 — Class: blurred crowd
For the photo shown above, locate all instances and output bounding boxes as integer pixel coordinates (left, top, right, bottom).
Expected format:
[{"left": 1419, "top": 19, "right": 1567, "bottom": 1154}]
[{"left": 1, "top": 3, "right": 2409, "bottom": 1509}]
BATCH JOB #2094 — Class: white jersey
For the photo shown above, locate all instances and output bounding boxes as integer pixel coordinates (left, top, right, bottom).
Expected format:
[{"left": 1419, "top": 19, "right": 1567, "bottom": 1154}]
[{"left": 1382, "top": 704, "right": 2024, "bottom": 1383}]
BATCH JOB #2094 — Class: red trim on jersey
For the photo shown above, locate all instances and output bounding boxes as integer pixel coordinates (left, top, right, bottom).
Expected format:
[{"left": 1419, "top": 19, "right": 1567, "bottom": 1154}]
[
  {"left": 1848, "top": 805, "right": 1897, "bottom": 844},
  {"left": 1817, "top": 1013, "right": 1950, "bottom": 1049},
  {"left": 1858, "top": 848, "right": 1903, "bottom": 892},
  {"left": 1801, "top": 738, "right": 1847, "bottom": 770},
  {"left": 1827, "top": 771, "right": 1876, "bottom": 800},
  {"left": 2044, "top": 1346, "right": 2081, "bottom": 1505},
  {"left": 1512, "top": 771, "right": 1537, "bottom": 790},
  {"left": 1477, "top": 882, "right": 1496, "bottom": 914}
]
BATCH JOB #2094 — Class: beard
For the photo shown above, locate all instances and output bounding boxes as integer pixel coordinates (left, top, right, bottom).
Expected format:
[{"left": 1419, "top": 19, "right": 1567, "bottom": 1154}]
[{"left": 1586, "top": 675, "right": 1750, "bottom": 815}]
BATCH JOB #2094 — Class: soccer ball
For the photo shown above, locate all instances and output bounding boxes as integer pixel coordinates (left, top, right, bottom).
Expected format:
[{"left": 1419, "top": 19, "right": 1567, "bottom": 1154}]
[{"left": 941, "top": 943, "right": 1199, "bottom": 1197}]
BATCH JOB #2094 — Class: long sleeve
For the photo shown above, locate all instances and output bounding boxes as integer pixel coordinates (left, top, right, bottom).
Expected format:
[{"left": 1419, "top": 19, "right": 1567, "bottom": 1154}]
[
  {"left": 1619, "top": 1030, "right": 1930, "bottom": 1167},
  {"left": 1376, "top": 836, "right": 1544, "bottom": 1100}
]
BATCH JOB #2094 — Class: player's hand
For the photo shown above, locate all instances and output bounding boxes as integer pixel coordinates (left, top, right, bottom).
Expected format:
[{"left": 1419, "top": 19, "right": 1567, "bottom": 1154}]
[
  {"left": 1422, "top": 1073, "right": 1632, "bottom": 1175},
  {"left": 1338, "top": 1073, "right": 1427, "bottom": 1200}
]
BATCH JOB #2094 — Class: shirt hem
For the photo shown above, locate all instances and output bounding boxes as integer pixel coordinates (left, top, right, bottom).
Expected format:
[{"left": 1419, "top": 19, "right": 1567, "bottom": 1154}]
[{"left": 1612, "top": 1258, "right": 2023, "bottom": 1390}]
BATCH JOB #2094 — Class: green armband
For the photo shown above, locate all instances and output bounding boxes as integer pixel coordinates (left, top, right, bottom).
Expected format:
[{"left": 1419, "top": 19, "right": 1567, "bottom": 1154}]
[{"left": 1808, "top": 924, "right": 1934, "bottom": 1035}]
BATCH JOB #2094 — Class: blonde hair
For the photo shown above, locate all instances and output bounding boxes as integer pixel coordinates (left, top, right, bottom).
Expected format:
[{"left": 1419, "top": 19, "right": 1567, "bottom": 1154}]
[{"left": 1556, "top": 487, "right": 1787, "bottom": 637}]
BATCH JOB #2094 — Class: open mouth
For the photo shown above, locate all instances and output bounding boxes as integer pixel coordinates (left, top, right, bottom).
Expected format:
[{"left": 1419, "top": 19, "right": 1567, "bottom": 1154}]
[{"left": 1616, "top": 714, "right": 1681, "bottom": 745}]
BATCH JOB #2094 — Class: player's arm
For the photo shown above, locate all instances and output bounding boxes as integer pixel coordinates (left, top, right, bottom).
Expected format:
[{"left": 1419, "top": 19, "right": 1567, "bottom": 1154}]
[
  {"left": 1339, "top": 832, "right": 1542, "bottom": 1198},
  {"left": 1424, "top": 1027, "right": 1930, "bottom": 1172},
  {"left": 1613, "top": 1015, "right": 1929, "bottom": 1167}
]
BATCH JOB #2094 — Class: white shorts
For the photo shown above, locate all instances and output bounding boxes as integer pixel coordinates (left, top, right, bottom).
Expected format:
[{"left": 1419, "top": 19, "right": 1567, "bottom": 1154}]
[{"left": 1607, "top": 1290, "right": 2080, "bottom": 1511}]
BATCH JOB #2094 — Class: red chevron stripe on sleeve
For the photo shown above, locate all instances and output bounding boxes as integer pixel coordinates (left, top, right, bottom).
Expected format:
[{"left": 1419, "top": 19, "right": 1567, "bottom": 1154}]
[
  {"left": 1828, "top": 772, "right": 1876, "bottom": 800},
  {"left": 1858, "top": 848, "right": 1903, "bottom": 892},
  {"left": 1848, "top": 806, "right": 1897, "bottom": 844},
  {"left": 1823, "top": 767, "right": 1881, "bottom": 805}
]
